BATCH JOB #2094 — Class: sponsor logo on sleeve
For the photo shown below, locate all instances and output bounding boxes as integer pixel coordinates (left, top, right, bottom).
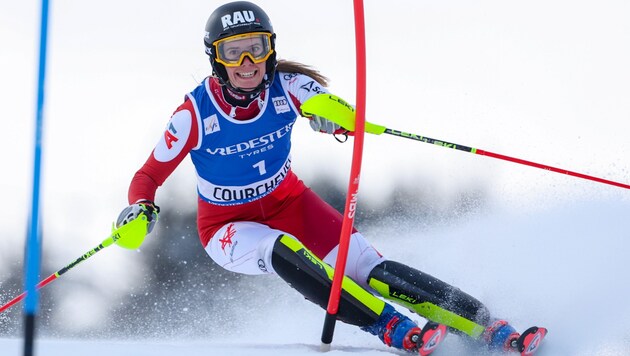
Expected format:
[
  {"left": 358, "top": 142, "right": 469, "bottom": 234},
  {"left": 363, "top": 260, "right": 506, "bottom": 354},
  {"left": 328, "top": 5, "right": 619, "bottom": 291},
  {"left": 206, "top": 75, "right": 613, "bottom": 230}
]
[
  {"left": 300, "top": 80, "right": 325, "bottom": 94},
  {"left": 154, "top": 110, "right": 191, "bottom": 162},
  {"left": 164, "top": 122, "right": 179, "bottom": 149}
]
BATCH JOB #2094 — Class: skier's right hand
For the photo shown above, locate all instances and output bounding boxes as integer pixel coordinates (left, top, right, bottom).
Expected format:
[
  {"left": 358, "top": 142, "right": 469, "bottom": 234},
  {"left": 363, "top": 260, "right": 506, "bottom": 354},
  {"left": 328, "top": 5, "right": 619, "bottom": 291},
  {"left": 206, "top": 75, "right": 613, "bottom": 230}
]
[
  {"left": 113, "top": 201, "right": 160, "bottom": 249},
  {"left": 116, "top": 201, "right": 160, "bottom": 234}
]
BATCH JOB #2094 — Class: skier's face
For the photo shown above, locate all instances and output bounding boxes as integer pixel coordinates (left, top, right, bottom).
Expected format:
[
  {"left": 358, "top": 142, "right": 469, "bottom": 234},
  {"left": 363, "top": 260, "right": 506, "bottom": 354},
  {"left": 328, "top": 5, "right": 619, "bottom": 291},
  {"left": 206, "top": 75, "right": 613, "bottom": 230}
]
[
  {"left": 225, "top": 57, "right": 267, "bottom": 91},
  {"left": 213, "top": 32, "right": 273, "bottom": 91}
]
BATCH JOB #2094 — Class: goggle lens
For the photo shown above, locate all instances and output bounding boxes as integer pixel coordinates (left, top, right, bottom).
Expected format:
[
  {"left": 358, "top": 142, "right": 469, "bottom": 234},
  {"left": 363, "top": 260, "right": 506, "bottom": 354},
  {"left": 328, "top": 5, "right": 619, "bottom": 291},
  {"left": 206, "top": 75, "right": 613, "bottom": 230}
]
[{"left": 213, "top": 32, "right": 273, "bottom": 67}]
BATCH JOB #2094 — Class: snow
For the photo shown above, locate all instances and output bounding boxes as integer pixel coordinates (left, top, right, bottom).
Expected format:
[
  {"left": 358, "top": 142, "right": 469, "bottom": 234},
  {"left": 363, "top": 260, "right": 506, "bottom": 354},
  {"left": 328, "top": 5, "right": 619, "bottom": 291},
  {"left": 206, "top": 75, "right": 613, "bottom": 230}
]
[
  {"left": 0, "top": 338, "right": 395, "bottom": 356},
  {"left": 2, "top": 196, "right": 630, "bottom": 355}
]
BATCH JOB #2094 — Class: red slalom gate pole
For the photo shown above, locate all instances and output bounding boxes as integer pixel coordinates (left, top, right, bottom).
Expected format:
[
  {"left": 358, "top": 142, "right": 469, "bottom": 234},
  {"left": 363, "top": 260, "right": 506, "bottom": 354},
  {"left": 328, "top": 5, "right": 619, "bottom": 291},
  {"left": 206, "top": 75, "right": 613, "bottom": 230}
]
[{"left": 321, "top": 0, "right": 367, "bottom": 348}]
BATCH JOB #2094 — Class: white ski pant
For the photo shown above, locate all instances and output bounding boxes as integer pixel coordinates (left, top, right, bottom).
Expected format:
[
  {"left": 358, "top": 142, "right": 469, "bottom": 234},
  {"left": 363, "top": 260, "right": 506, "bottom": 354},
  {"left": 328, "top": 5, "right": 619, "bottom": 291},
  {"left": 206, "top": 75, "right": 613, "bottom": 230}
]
[{"left": 205, "top": 221, "right": 385, "bottom": 290}]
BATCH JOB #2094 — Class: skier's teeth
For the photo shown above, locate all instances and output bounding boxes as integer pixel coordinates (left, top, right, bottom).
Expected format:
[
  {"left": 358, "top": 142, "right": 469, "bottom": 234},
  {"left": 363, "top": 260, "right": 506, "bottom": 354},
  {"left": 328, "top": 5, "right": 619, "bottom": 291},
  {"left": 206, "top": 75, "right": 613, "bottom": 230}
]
[{"left": 239, "top": 71, "right": 255, "bottom": 78}]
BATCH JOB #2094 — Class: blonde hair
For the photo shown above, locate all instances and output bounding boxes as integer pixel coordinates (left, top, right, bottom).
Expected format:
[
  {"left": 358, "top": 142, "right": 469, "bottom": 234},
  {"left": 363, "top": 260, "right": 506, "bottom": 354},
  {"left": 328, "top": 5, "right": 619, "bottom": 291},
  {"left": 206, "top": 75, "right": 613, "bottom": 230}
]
[{"left": 276, "top": 59, "right": 329, "bottom": 87}]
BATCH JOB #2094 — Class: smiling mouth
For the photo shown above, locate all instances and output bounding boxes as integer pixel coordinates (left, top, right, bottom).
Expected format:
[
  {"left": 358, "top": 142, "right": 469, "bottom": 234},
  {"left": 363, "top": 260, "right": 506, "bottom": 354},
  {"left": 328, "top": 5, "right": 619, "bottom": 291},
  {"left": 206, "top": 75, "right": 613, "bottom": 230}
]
[{"left": 237, "top": 70, "right": 257, "bottom": 78}]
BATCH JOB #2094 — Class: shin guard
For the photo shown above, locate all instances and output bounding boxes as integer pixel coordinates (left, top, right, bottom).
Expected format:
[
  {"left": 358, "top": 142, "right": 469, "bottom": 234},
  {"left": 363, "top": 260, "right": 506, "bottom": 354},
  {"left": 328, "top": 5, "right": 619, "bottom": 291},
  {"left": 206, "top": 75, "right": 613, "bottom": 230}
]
[
  {"left": 271, "top": 234, "right": 384, "bottom": 327},
  {"left": 368, "top": 260, "right": 490, "bottom": 338}
]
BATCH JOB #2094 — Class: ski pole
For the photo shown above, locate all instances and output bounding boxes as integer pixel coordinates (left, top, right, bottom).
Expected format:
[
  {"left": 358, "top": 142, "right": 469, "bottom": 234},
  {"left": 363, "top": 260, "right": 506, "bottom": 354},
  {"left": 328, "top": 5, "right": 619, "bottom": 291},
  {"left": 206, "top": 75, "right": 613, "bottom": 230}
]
[
  {"left": 381, "top": 128, "right": 630, "bottom": 190},
  {"left": 0, "top": 213, "right": 151, "bottom": 314},
  {"left": 302, "top": 94, "right": 630, "bottom": 190}
]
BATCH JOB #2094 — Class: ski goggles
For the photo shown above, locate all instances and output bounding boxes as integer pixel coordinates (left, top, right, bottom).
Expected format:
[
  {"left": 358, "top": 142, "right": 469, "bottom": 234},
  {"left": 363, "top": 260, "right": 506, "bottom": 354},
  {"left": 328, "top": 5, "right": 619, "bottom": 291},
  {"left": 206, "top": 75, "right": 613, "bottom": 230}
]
[{"left": 213, "top": 32, "right": 274, "bottom": 67}]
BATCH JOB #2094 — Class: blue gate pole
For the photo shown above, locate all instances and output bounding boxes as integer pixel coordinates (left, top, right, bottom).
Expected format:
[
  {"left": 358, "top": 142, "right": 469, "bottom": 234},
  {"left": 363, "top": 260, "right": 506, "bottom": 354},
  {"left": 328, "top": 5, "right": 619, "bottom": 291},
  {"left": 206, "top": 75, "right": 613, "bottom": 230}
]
[{"left": 24, "top": 0, "right": 50, "bottom": 355}]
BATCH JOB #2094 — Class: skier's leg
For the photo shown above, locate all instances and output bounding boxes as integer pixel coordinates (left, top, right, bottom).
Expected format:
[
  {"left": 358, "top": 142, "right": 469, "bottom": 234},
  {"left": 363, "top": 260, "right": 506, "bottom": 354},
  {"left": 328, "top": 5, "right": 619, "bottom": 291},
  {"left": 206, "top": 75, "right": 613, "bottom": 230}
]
[
  {"left": 317, "top": 232, "right": 489, "bottom": 337},
  {"left": 207, "top": 222, "right": 384, "bottom": 324},
  {"left": 367, "top": 260, "right": 490, "bottom": 338},
  {"left": 271, "top": 233, "right": 447, "bottom": 355},
  {"left": 367, "top": 260, "right": 548, "bottom": 354},
  {"left": 206, "top": 222, "right": 446, "bottom": 354},
  {"left": 270, "top": 233, "right": 381, "bottom": 326},
  {"left": 292, "top": 219, "right": 546, "bottom": 354},
  {"left": 320, "top": 232, "right": 385, "bottom": 291}
]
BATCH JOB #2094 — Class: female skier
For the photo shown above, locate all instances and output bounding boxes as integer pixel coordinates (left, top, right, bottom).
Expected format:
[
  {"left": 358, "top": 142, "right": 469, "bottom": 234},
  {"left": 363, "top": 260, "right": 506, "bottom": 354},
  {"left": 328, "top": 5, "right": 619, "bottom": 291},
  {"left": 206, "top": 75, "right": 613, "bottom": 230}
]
[{"left": 116, "top": 1, "right": 546, "bottom": 355}]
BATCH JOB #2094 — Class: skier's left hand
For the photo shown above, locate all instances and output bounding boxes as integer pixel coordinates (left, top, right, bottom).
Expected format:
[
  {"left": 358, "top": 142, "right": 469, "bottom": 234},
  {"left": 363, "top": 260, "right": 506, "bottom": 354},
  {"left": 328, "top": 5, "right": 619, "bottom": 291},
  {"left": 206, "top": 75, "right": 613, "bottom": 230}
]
[{"left": 308, "top": 115, "right": 346, "bottom": 134}]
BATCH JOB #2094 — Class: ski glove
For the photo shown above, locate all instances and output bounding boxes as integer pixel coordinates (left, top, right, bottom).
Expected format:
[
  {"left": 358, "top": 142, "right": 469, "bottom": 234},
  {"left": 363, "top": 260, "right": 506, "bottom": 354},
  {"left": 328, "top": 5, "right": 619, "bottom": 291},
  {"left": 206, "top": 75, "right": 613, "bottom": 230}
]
[
  {"left": 116, "top": 201, "right": 160, "bottom": 234},
  {"left": 308, "top": 114, "right": 345, "bottom": 134}
]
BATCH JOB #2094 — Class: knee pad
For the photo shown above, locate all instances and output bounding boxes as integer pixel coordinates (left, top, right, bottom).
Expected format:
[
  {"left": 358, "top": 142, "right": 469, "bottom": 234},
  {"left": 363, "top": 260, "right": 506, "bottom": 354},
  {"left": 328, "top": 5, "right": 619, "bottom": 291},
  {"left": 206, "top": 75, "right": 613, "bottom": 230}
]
[{"left": 322, "top": 232, "right": 385, "bottom": 290}]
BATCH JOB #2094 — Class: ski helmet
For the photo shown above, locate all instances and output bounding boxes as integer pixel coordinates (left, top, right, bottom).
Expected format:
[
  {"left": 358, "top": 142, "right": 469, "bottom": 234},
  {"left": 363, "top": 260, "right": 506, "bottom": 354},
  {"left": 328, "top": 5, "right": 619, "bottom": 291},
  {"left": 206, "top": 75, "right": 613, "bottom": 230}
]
[{"left": 204, "top": 1, "right": 277, "bottom": 94}]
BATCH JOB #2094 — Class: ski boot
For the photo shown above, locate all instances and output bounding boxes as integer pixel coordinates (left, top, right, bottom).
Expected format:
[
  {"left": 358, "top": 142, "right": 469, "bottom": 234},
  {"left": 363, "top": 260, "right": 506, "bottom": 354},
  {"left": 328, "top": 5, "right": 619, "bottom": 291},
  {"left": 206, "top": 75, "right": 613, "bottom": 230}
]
[
  {"left": 483, "top": 319, "right": 548, "bottom": 355},
  {"left": 362, "top": 304, "right": 447, "bottom": 355}
]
